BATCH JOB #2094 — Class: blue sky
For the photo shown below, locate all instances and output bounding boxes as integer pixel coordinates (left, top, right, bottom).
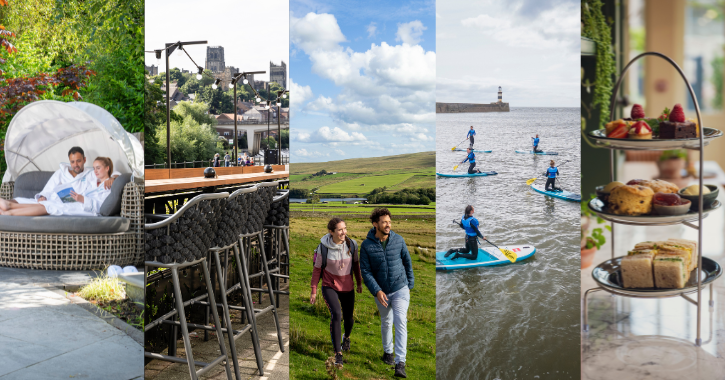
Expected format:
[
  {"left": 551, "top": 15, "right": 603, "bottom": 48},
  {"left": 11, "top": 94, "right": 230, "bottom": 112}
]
[{"left": 290, "top": 0, "right": 436, "bottom": 163}]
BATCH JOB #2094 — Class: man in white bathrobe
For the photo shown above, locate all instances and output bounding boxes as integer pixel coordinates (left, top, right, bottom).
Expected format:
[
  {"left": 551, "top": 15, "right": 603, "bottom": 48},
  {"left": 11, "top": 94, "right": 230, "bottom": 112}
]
[{"left": 12, "top": 146, "right": 117, "bottom": 205}]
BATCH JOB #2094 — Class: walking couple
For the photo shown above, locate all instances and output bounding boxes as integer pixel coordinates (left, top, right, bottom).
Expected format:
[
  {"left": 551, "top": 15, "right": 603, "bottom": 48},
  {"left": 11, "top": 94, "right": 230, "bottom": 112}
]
[{"left": 310, "top": 208, "right": 414, "bottom": 378}]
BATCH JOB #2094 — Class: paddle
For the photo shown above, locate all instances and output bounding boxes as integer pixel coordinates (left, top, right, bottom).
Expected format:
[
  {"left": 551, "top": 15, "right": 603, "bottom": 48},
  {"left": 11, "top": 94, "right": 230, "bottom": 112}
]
[
  {"left": 526, "top": 159, "right": 572, "bottom": 186},
  {"left": 484, "top": 239, "right": 517, "bottom": 263},
  {"left": 451, "top": 137, "right": 468, "bottom": 151}
]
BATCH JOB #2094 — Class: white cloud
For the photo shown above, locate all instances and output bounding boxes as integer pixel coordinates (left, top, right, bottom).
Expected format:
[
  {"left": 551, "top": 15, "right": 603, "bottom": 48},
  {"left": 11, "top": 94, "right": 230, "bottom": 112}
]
[
  {"left": 396, "top": 20, "right": 427, "bottom": 45},
  {"left": 296, "top": 126, "right": 367, "bottom": 143},
  {"left": 294, "top": 148, "right": 328, "bottom": 158},
  {"left": 289, "top": 78, "right": 313, "bottom": 109},
  {"left": 460, "top": 2, "right": 579, "bottom": 50},
  {"left": 367, "top": 22, "right": 377, "bottom": 38},
  {"left": 291, "top": 12, "right": 436, "bottom": 144},
  {"left": 334, "top": 149, "right": 346, "bottom": 156},
  {"left": 290, "top": 13, "right": 346, "bottom": 52}
]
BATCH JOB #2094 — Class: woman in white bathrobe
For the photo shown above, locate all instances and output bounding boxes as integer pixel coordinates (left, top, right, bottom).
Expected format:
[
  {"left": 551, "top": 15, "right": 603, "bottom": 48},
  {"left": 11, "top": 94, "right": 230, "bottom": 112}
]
[{"left": 0, "top": 157, "right": 114, "bottom": 216}]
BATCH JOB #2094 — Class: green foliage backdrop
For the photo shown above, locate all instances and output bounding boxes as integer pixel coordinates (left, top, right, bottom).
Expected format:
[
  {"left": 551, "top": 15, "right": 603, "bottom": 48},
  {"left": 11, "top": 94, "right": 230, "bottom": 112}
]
[{"left": 0, "top": 0, "right": 143, "bottom": 174}]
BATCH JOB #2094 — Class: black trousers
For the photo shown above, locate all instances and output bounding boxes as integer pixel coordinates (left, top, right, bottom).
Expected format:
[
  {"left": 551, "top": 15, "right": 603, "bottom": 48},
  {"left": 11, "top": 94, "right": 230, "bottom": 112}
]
[
  {"left": 469, "top": 135, "right": 475, "bottom": 146},
  {"left": 545, "top": 177, "right": 557, "bottom": 191},
  {"left": 468, "top": 162, "right": 477, "bottom": 174},
  {"left": 322, "top": 286, "right": 355, "bottom": 353},
  {"left": 456, "top": 235, "right": 479, "bottom": 260}
]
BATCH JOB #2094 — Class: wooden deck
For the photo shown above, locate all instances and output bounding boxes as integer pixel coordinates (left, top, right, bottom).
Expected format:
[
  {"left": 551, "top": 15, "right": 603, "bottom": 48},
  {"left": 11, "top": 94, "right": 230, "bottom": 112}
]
[{"left": 145, "top": 165, "right": 288, "bottom": 193}]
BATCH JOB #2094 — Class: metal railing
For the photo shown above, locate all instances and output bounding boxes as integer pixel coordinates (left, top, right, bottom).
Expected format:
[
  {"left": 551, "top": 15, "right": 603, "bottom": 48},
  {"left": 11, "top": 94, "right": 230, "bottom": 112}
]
[{"left": 145, "top": 155, "right": 288, "bottom": 169}]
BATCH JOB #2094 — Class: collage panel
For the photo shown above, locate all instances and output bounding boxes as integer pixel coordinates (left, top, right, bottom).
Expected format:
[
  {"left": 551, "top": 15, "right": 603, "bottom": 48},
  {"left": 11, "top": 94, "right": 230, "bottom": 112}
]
[
  {"left": 582, "top": 0, "right": 725, "bottom": 378},
  {"left": 143, "top": 0, "right": 290, "bottom": 379},
  {"left": 288, "top": 0, "right": 437, "bottom": 379},
  {"left": 0, "top": 0, "right": 146, "bottom": 379},
  {"left": 435, "top": 0, "right": 581, "bottom": 379}
]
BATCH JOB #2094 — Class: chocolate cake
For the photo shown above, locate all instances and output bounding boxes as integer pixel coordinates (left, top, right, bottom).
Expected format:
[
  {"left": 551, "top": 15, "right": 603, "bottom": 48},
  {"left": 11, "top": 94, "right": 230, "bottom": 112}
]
[{"left": 659, "top": 120, "right": 696, "bottom": 139}]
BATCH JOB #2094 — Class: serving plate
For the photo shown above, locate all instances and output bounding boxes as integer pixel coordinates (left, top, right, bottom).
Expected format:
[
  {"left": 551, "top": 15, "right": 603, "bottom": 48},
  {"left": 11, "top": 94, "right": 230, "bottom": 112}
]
[
  {"left": 587, "top": 197, "right": 720, "bottom": 225},
  {"left": 587, "top": 127, "right": 723, "bottom": 150},
  {"left": 592, "top": 256, "right": 722, "bottom": 297}
]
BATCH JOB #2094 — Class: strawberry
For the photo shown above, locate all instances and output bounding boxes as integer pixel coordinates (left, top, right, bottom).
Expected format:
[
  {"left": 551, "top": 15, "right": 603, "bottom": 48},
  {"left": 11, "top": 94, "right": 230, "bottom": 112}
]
[
  {"left": 607, "top": 123, "right": 629, "bottom": 138},
  {"left": 631, "top": 104, "right": 645, "bottom": 119},
  {"left": 669, "top": 103, "right": 685, "bottom": 123},
  {"left": 630, "top": 120, "right": 652, "bottom": 134}
]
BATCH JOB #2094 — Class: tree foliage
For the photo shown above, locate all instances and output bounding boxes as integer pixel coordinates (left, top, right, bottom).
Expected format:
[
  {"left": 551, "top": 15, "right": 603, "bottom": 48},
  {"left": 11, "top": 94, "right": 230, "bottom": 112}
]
[
  {"left": 155, "top": 114, "right": 218, "bottom": 165},
  {"left": 367, "top": 188, "right": 435, "bottom": 205}
]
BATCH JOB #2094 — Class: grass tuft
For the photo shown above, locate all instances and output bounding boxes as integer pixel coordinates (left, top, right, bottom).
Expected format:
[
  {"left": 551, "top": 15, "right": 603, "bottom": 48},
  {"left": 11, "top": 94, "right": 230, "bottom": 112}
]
[{"left": 77, "top": 272, "right": 126, "bottom": 302}]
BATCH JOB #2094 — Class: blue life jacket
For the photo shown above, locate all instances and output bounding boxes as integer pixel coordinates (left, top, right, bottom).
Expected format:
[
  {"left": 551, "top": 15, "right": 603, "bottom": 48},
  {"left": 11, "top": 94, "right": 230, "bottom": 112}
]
[
  {"left": 461, "top": 215, "right": 479, "bottom": 236},
  {"left": 465, "top": 152, "right": 475, "bottom": 163},
  {"left": 533, "top": 137, "right": 540, "bottom": 146},
  {"left": 467, "top": 129, "right": 476, "bottom": 138},
  {"left": 547, "top": 167, "right": 558, "bottom": 178}
]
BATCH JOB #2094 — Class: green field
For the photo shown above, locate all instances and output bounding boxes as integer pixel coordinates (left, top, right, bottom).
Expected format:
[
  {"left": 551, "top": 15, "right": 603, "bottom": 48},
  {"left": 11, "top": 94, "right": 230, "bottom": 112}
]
[
  {"left": 289, "top": 216, "right": 436, "bottom": 380},
  {"left": 291, "top": 202, "right": 435, "bottom": 216},
  {"left": 291, "top": 152, "right": 435, "bottom": 197}
]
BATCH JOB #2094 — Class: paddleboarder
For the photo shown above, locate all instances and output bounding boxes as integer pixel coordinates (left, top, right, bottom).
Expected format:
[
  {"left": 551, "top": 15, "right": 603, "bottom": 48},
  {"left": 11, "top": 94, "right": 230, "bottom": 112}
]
[
  {"left": 544, "top": 160, "right": 560, "bottom": 191},
  {"left": 467, "top": 126, "right": 476, "bottom": 149},
  {"left": 531, "top": 134, "right": 542, "bottom": 153},
  {"left": 444, "top": 205, "right": 484, "bottom": 260},
  {"left": 460, "top": 148, "right": 482, "bottom": 174}
]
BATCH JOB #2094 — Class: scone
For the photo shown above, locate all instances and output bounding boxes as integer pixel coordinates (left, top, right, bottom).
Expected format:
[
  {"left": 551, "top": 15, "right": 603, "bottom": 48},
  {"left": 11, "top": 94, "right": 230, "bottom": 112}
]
[
  {"left": 639, "top": 179, "right": 679, "bottom": 194},
  {"left": 608, "top": 185, "right": 655, "bottom": 215},
  {"left": 621, "top": 251, "right": 655, "bottom": 288},
  {"left": 653, "top": 254, "right": 689, "bottom": 289}
]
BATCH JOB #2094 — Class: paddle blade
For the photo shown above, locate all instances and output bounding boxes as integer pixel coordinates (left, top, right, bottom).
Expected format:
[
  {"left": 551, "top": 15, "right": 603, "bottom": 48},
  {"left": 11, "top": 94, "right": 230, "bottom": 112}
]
[
  {"left": 453, "top": 165, "right": 458, "bottom": 171},
  {"left": 451, "top": 147, "right": 456, "bottom": 151},
  {"left": 526, "top": 178, "right": 537, "bottom": 186},
  {"left": 500, "top": 248, "right": 517, "bottom": 263}
]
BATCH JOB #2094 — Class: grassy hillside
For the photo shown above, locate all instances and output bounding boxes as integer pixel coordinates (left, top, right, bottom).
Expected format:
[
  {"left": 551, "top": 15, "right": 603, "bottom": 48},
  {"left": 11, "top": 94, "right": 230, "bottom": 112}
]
[{"left": 291, "top": 152, "right": 435, "bottom": 197}]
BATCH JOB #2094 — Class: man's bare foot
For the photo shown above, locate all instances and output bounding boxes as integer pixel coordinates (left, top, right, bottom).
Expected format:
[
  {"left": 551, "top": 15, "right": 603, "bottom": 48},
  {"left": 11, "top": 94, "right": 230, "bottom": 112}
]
[{"left": 0, "top": 199, "right": 10, "bottom": 211}]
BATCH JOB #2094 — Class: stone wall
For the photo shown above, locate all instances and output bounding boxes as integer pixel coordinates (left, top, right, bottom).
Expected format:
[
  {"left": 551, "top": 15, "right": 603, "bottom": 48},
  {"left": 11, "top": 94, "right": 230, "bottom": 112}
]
[{"left": 436, "top": 102, "right": 510, "bottom": 113}]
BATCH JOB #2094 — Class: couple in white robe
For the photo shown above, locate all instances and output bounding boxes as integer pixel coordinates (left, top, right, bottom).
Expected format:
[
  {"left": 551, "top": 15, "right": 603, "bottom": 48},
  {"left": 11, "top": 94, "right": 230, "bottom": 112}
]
[{"left": 0, "top": 147, "right": 119, "bottom": 217}]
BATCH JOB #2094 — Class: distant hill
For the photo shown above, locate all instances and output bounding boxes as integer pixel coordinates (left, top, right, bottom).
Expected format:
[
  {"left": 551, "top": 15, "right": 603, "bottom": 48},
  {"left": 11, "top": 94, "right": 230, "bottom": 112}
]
[
  {"left": 291, "top": 151, "right": 435, "bottom": 175},
  {"left": 291, "top": 151, "right": 435, "bottom": 197}
]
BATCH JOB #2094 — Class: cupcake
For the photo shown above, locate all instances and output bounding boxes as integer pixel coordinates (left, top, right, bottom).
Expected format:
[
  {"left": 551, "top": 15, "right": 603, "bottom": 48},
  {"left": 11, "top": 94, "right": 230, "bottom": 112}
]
[{"left": 608, "top": 185, "right": 655, "bottom": 215}]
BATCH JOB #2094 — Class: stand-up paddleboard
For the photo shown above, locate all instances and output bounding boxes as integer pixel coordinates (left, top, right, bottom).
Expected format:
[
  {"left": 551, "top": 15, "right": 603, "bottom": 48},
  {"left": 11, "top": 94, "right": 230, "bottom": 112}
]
[
  {"left": 436, "top": 245, "right": 536, "bottom": 271},
  {"left": 530, "top": 184, "right": 581, "bottom": 202},
  {"left": 452, "top": 149, "right": 492, "bottom": 153},
  {"left": 437, "top": 171, "right": 498, "bottom": 178},
  {"left": 515, "top": 150, "right": 558, "bottom": 155}
]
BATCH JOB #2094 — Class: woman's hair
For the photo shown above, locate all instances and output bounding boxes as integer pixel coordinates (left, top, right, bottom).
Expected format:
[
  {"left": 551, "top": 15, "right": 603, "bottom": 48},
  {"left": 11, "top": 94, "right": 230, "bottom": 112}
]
[
  {"left": 327, "top": 217, "right": 345, "bottom": 232},
  {"left": 94, "top": 157, "right": 113, "bottom": 177},
  {"left": 464, "top": 205, "right": 474, "bottom": 217}
]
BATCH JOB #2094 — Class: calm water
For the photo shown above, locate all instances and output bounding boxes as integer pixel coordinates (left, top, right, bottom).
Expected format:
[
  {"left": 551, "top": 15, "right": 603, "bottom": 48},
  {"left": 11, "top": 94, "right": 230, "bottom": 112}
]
[{"left": 436, "top": 108, "right": 581, "bottom": 379}]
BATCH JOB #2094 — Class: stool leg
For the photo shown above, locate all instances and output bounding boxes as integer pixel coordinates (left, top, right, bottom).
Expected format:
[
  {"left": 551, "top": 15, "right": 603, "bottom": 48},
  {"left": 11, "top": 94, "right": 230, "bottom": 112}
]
[
  {"left": 213, "top": 250, "right": 241, "bottom": 380},
  {"left": 204, "top": 254, "right": 210, "bottom": 342},
  {"left": 236, "top": 242, "right": 265, "bottom": 375},
  {"left": 282, "top": 228, "right": 290, "bottom": 283},
  {"left": 258, "top": 231, "right": 284, "bottom": 352},
  {"left": 171, "top": 267, "right": 199, "bottom": 380},
  {"left": 201, "top": 260, "right": 233, "bottom": 380}
]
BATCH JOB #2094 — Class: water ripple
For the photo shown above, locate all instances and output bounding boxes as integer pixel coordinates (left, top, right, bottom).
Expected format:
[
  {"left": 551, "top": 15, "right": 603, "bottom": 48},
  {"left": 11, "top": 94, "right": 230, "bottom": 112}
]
[{"left": 436, "top": 108, "right": 581, "bottom": 379}]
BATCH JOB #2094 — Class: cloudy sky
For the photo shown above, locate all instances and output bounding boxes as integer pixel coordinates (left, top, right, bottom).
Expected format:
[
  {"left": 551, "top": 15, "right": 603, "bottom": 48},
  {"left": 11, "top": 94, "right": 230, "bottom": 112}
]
[
  {"left": 145, "top": 0, "right": 289, "bottom": 82},
  {"left": 290, "top": 0, "right": 436, "bottom": 163},
  {"left": 437, "top": 0, "right": 579, "bottom": 106}
]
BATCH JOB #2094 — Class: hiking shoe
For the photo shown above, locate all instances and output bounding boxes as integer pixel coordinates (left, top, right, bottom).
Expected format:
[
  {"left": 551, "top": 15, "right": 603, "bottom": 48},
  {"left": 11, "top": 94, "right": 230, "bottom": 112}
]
[
  {"left": 335, "top": 353, "right": 343, "bottom": 367},
  {"left": 395, "top": 362, "right": 407, "bottom": 378},
  {"left": 382, "top": 352, "right": 394, "bottom": 365},
  {"left": 341, "top": 335, "right": 351, "bottom": 352}
]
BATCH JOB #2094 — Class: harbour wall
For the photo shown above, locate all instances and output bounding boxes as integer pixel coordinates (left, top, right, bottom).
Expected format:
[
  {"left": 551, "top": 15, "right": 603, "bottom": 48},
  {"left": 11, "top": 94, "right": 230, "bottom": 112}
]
[{"left": 436, "top": 102, "right": 510, "bottom": 113}]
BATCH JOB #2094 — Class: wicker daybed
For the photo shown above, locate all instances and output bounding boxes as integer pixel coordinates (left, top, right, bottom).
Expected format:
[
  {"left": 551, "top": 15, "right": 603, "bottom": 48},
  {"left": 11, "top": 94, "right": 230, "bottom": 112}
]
[{"left": 0, "top": 101, "right": 144, "bottom": 270}]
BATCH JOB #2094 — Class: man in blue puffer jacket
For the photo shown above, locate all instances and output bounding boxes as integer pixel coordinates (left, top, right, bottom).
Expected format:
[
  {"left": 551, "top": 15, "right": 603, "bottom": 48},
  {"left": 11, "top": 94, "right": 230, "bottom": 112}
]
[{"left": 359, "top": 208, "right": 414, "bottom": 378}]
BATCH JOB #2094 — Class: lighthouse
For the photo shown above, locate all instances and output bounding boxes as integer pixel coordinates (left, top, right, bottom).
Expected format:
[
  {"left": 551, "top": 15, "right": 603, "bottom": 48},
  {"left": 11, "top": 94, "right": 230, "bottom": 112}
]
[{"left": 497, "top": 86, "right": 502, "bottom": 103}]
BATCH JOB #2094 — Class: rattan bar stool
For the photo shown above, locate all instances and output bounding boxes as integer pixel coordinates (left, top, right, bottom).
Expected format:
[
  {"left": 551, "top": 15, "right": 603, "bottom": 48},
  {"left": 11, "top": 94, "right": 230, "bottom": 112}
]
[
  {"left": 239, "top": 181, "right": 285, "bottom": 351},
  {"left": 144, "top": 192, "right": 232, "bottom": 380},
  {"left": 263, "top": 187, "right": 290, "bottom": 307},
  {"left": 199, "top": 186, "right": 265, "bottom": 377}
]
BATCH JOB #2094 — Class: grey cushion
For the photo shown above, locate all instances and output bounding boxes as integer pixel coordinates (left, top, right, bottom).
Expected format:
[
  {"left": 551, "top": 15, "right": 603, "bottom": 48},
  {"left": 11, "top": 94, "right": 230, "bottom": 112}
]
[
  {"left": 13, "top": 172, "right": 54, "bottom": 199},
  {"left": 0, "top": 215, "right": 130, "bottom": 234},
  {"left": 100, "top": 174, "right": 131, "bottom": 216}
]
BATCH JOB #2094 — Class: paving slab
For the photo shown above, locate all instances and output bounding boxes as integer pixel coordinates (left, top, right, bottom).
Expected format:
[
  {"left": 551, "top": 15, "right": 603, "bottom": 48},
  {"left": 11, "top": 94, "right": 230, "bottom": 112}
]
[{"left": 0, "top": 267, "right": 143, "bottom": 379}]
